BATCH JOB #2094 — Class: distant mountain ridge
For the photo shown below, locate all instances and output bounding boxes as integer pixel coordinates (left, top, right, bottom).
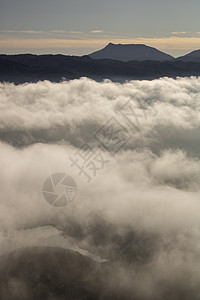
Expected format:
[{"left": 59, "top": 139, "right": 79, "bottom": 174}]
[
  {"left": 176, "top": 49, "right": 200, "bottom": 62},
  {"left": 1, "top": 53, "right": 200, "bottom": 84},
  {"left": 88, "top": 43, "right": 174, "bottom": 62}
]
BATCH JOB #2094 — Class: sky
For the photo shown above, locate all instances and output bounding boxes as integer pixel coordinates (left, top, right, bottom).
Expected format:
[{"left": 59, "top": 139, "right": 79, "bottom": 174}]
[{"left": 0, "top": 0, "right": 200, "bottom": 57}]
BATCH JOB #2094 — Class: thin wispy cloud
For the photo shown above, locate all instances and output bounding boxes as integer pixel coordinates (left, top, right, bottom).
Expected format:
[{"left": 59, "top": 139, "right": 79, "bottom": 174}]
[
  {"left": 90, "top": 30, "right": 104, "bottom": 33},
  {"left": 69, "top": 31, "right": 82, "bottom": 34},
  {"left": 171, "top": 31, "right": 187, "bottom": 35},
  {"left": 0, "top": 30, "right": 46, "bottom": 34}
]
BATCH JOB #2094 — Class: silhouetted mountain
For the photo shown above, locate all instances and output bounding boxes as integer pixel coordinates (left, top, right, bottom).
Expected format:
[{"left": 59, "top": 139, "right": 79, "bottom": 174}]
[
  {"left": 176, "top": 49, "right": 200, "bottom": 62},
  {"left": 0, "top": 54, "right": 200, "bottom": 84},
  {"left": 88, "top": 43, "right": 174, "bottom": 61}
]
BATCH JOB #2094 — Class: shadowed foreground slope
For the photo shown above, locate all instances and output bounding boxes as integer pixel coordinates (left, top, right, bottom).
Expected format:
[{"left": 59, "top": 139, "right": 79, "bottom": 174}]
[
  {"left": 0, "top": 247, "right": 108, "bottom": 300},
  {"left": 0, "top": 245, "right": 199, "bottom": 300}
]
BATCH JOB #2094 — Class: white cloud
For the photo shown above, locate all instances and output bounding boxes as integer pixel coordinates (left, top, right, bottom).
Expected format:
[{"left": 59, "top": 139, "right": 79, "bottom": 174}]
[{"left": 0, "top": 77, "right": 200, "bottom": 131}]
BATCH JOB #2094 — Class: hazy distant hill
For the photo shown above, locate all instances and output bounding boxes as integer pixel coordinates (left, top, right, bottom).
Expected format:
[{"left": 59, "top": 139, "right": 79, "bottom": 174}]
[
  {"left": 88, "top": 43, "right": 174, "bottom": 61},
  {"left": 0, "top": 246, "right": 139, "bottom": 300},
  {"left": 0, "top": 245, "right": 198, "bottom": 300},
  {"left": 176, "top": 49, "right": 200, "bottom": 62},
  {"left": 0, "top": 247, "right": 107, "bottom": 300}
]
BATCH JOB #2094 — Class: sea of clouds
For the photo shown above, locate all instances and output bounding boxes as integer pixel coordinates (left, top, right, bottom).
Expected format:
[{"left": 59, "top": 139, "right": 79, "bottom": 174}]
[{"left": 0, "top": 76, "right": 200, "bottom": 299}]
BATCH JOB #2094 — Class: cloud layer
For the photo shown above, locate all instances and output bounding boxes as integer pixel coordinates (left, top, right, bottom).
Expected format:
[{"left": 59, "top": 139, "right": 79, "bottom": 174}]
[{"left": 0, "top": 77, "right": 200, "bottom": 299}]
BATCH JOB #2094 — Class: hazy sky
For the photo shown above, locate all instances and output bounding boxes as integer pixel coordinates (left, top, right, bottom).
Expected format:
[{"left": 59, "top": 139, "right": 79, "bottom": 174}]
[{"left": 0, "top": 0, "right": 200, "bottom": 57}]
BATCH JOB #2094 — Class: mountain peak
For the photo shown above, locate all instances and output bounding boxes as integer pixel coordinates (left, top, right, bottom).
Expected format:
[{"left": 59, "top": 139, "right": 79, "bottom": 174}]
[{"left": 89, "top": 43, "right": 174, "bottom": 62}]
